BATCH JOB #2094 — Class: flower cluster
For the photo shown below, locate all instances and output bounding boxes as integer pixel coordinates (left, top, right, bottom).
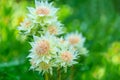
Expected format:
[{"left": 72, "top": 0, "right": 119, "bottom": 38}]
[{"left": 18, "top": 0, "right": 88, "bottom": 75}]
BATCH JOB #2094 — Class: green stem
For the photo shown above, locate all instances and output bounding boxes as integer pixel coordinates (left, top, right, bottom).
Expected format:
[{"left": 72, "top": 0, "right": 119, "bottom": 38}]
[
  {"left": 45, "top": 73, "right": 48, "bottom": 80},
  {"left": 70, "top": 66, "right": 74, "bottom": 80},
  {"left": 57, "top": 68, "right": 61, "bottom": 80}
]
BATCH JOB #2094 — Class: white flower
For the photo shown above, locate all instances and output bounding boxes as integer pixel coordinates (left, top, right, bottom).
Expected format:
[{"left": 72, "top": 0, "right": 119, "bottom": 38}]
[
  {"left": 35, "top": 0, "right": 58, "bottom": 17},
  {"left": 28, "top": 33, "right": 59, "bottom": 64},
  {"left": 30, "top": 60, "right": 55, "bottom": 75},
  {"left": 20, "top": 0, "right": 89, "bottom": 75},
  {"left": 65, "top": 32, "right": 88, "bottom": 55},
  {"left": 27, "top": 0, "right": 58, "bottom": 25},
  {"left": 18, "top": 18, "right": 33, "bottom": 34},
  {"left": 56, "top": 47, "right": 78, "bottom": 68},
  {"left": 28, "top": 33, "right": 62, "bottom": 74},
  {"left": 65, "top": 32, "right": 85, "bottom": 47},
  {"left": 43, "top": 21, "right": 63, "bottom": 35}
]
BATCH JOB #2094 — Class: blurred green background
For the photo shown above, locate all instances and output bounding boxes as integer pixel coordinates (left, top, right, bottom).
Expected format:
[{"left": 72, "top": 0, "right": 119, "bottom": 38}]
[{"left": 0, "top": 0, "right": 120, "bottom": 80}]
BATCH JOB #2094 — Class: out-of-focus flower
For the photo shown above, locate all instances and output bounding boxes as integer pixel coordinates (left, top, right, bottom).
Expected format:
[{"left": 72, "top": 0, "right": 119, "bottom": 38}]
[
  {"left": 92, "top": 67, "right": 105, "bottom": 79},
  {"left": 65, "top": 32, "right": 88, "bottom": 55},
  {"left": 104, "top": 42, "right": 120, "bottom": 65},
  {"left": 112, "top": 55, "right": 120, "bottom": 65},
  {"left": 18, "top": 18, "right": 33, "bottom": 34},
  {"left": 65, "top": 32, "right": 85, "bottom": 47}
]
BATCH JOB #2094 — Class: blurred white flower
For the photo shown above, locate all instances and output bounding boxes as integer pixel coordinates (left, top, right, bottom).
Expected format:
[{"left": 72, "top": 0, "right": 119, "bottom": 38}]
[
  {"left": 65, "top": 32, "right": 88, "bottom": 55},
  {"left": 65, "top": 32, "right": 85, "bottom": 47},
  {"left": 18, "top": 18, "right": 33, "bottom": 34}
]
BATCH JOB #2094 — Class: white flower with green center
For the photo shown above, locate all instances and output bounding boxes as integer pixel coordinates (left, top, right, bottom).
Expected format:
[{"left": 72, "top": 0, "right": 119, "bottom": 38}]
[
  {"left": 27, "top": 0, "right": 58, "bottom": 25},
  {"left": 43, "top": 21, "right": 63, "bottom": 35},
  {"left": 30, "top": 60, "right": 55, "bottom": 75},
  {"left": 28, "top": 33, "right": 59, "bottom": 64},
  {"left": 18, "top": 18, "right": 33, "bottom": 34}
]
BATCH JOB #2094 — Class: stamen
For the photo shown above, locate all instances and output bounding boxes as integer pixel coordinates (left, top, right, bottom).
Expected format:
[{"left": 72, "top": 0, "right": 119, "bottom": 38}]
[
  {"left": 36, "top": 7, "right": 50, "bottom": 15},
  {"left": 35, "top": 40, "right": 50, "bottom": 55},
  {"left": 61, "top": 51, "right": 73, "bottom": 62}
]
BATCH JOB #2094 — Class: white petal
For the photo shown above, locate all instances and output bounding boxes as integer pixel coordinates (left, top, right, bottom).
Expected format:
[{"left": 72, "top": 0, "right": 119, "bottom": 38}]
[{"left": 27, "top": 7, "right": 35, "bottom": 14}]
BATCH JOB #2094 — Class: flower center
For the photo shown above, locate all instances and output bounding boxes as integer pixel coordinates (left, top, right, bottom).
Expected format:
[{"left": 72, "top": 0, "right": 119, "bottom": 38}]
[
  {"left": 69, "top": 36, "right": 80, "bottom": 45},
  {"left": 48, "top": 25, "right": 57, "bottom": 34},
  {"left": 40, "top": 62, "right": 50, "bottom": 70},
  {"left": 25, "top": 21, "right": 31, "bottom": 28},
  {"left": 35, "top": 40, "right": 50, "bottom": 55},
  {"left": 36, "top": 7, "right": 50, "bottom": 15},
  {"left": 61, "top": 51, "right": 73, "bottom": 62}
]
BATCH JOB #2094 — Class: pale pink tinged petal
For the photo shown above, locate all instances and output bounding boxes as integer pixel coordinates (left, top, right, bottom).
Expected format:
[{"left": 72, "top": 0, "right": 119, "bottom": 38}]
[
  {"left": 33, "top": 36, "right": 40, "bottom": 41},
  {"left": 35, "top": 0, "right": 41, "bottom": 7}
]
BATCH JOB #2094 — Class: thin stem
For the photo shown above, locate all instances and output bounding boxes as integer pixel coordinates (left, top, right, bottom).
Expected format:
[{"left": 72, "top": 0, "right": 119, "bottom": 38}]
[
  {"left": 57, "top": 68, "right": 61, "bottom": 80},
  {"left": 45, "top": 73, "right": 48, "bottom": 80},
  {"left": 70, "top": 66, "right": 74, "bottom": 80}
]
